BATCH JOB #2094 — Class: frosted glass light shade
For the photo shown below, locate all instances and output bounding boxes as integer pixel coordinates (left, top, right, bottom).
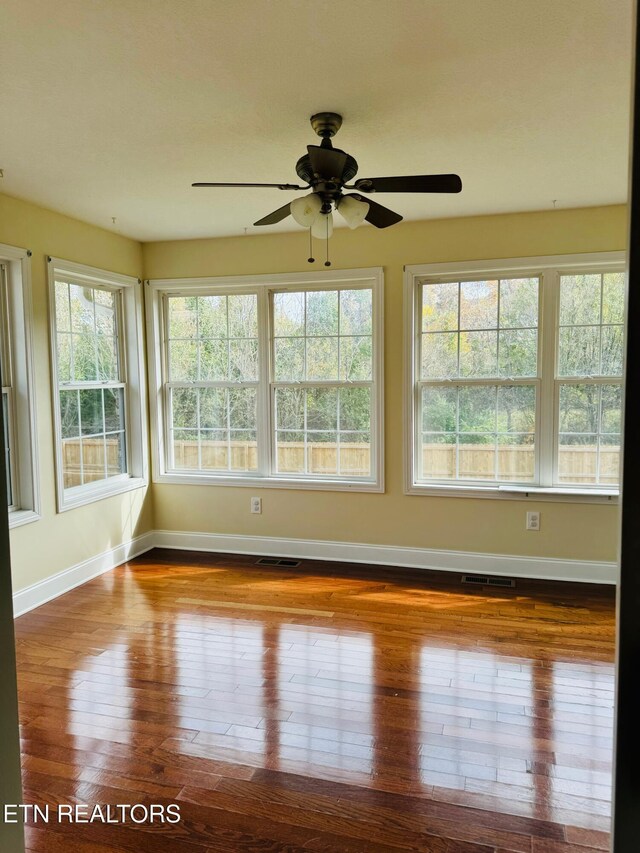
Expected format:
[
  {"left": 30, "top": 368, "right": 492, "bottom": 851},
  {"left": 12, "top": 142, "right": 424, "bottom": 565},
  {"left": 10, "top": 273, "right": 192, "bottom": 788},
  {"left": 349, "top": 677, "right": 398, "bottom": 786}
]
[
  {"left": 311, "top": 211, "right": 333, "bottom": 239},
  {"left": 290, "top": 193, "right": 322, "bottom": 227},
  {"left": 338, "top": 195, "right": 369, "bottom": 229}
]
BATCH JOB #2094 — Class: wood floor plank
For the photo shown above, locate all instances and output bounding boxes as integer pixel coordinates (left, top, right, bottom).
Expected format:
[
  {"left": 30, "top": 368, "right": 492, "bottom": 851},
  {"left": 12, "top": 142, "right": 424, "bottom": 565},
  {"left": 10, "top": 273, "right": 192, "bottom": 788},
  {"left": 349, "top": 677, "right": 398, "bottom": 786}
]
[{"left": 15, "top": 549, "right": 615, "bottom": 851}]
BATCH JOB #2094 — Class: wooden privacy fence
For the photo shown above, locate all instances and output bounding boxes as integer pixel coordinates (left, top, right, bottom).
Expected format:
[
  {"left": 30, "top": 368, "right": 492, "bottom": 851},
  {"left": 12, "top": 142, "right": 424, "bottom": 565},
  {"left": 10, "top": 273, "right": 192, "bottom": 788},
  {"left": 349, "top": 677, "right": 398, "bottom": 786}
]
[
  {"left": 62, "top": 437, "right": 123, "bottom": 487},
  {"left": 172, "top": 439, "right": 371, "bottom": 476},
  {"left": 63, "top": 439, "right": 620, "bottom": 485},
  {"left": 423, "top": 443, "right": 620, "bottom": 484}
]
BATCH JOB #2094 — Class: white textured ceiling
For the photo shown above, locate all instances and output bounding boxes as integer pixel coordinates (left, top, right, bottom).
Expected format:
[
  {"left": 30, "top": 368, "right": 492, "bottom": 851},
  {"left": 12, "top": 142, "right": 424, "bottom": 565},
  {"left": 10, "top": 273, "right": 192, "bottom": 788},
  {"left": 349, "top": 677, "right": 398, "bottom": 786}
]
[{"left": 0, "top": 0, "right": 633, "bottom": 241}]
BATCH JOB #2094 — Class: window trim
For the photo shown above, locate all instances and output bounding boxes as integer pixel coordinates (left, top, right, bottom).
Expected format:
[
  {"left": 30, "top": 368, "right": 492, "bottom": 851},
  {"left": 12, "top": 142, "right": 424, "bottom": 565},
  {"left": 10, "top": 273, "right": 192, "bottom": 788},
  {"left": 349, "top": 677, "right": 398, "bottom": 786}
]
[
  {"left": 404, "top": 252, "right": 625, "bottom": 502},
  {"left": 146, "top": 267, "right": 384, "bottom": 492},
  {"left": 48, "top": 258, "right": 148, "bottom": 512},
  {"left": 0, "top": 243, "right": 40, "bottom": 527}
]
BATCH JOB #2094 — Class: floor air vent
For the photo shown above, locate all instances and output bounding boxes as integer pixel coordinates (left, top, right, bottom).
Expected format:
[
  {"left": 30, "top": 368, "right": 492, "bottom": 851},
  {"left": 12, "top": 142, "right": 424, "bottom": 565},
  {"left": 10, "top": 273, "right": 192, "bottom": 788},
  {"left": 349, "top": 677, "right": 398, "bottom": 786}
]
[
  {"left": 462, "top": 574, "right": 516, "bottom": 588},
  {"left": 256, "top": 557, "right": 301, "bottom": 568}
]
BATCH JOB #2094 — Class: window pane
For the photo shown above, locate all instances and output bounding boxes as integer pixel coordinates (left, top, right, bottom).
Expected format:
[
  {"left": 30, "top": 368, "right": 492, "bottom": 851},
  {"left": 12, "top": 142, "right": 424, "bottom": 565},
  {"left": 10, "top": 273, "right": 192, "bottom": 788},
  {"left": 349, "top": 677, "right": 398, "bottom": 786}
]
[
  {"left": 73, "top": 331, "right": 98, "bottom": 381},
  {"left": 62, "top": 438, "right": 82, "bottom": 488},
  {"left": 459, "top": 386, "right": 496, "bottom": 433},
  {"left": 560, "top": 275, "right": 601, "bottom": 325},
  {"left": 200, "top": 430, "right": 229, "bottom": 470},
  {"left": 339, "top": 387, "right": 371, "bottom": 432},
  {"left": 498, "top": 329, "right": 537, "bottom": 377},
  {"left": 459, "top": 331, "right": 497, "bottom": 377},
  {"left": 199, "top": 295, "right": 227, "bottom": 338},
  {"left": 340, "top": 289, "right": 372, "bottom": 335},
  {"left": 56, "top": 334, "right": 72, "bottom": 383},
  {"left": 229, "top": 430, "right": 257, "bottom": 471},
  {"left": 602, "top": 273, "right": 625, "bottom": 324},
  {"left": 559, "top": 384, "right": 599, "bottom": 434},
  {"left": 229, "top": 338, "right": 258, "bottom": 381},
  {"left": 601, "top": 385, "right": 622, "bottom": 434},
  {"left": 106, "top": 432, "right": 126, "bottom": 478},
  {"left": 599, "top": 434, "right": 621, "bottom": 485},
  {"left": 499, "top": 278, "right": 539, "bottom": 328},
  {"left": 79, "top": 388, "right": 103, "bottom": 436},
  {"left": 198, "top": 388, "right": 226, "bottom": 430},
  {"left": 95, "top": 289, "right": 116, "bottom": 336},
  {"left": 168, "top": 296, "right": 199, "bottom": 339},
  {"left": 422, "top": 332, "right": 457, "bottom": 379},
  {"left": 59, "top": 390, "right": 80, "bottom": 439},
  {"left": 306, "top": 388, "right": 338, "bottom": 432},
  {"left": 275, "top": 387, "right": 304, "bottom": 431},
  {"left": 69, "top": 284, "right": 94, "bottom": 333},
  {"left": 55, "top": 282, "right": 71, "bottom": 332},
  {"left": 96, "top": 335, "right": 118, "bottom": 381},
  {"left": 229, "top": 388, "right": 256, "bottom": 431},
  {"left": 558, "top": 434, "right": 597, "bottom": 485},
  {"left": 273, "top": 292, "right": 304, "bottom": 337},
  {"left": 228, "top": 294, "right": 258, "bottom": 339},
  {"left": 339, "top": 336, "right": 372, "bottom": 381},
  {"left": 82, "top": 437, "right": 106, "bottom": 484},
  {"left": 558, "top": 327, "right": 600, "bottom": 376},
  {"left": 338, "top": 432, "right": 370, "bottom": 477},
  {"left": 199, "top": 339, "right": 228, "bottom": 381},
  {"left": 421, "top": 433, "right": 456, "bottom": 479},
  {"left": 306, "top": 290, "right": 338, "bottom": 335},
  {"left": 172, "top": 429, "right": 200, "bottom": 470},
  {"left": 172, "top": 387, "right": 199, "bottom": 429},
  {"left": 460, "top": 280, "right": 498, "bottom": 330},
  {"left": 275, "top": 431, "right": 305, "bottom": 473},
  {"left": 274, "top": 338, "right": 304, "bottom": 381},
  {"left": 306, "top": 337, "right": 338, "bottom": 381},
  {"left": 497, "top": 386, "right": 536, "bottom": 433},
  {"left": 497, "top": 434, "right": 535, "bottom": 481},
  {"left": 307, "top": 432, "right": 338, "bottom": 475},
  {"left": 169, "top": 340, "right": 198, "bottom": 381},
  {"left": 422, "top": 386, "right": 457, "bottom": 433},
  {"left": 422, "top": 282, "right": 458, "bottom": 332},
  {"left": 458, "top": 437, "right": 496, "bottom": 480},
  {"left": 104, "top": 388, "right": 125, "bottom": 433},
  {"left": 601, "top": 325, "right": 623, "bottom": 376}
]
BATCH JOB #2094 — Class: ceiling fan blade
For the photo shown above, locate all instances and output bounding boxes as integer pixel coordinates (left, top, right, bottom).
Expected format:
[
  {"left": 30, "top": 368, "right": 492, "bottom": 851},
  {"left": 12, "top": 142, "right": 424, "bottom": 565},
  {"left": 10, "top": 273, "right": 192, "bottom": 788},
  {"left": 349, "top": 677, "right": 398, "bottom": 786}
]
[
  {"left": 192, "top": 182, "right": 307, "bottom": 190},
  {"left": 353, "top": 174, "right": 462, "bottom": 194},
  {"left": 253, "top": 202, "right": 292, "bottom": 226},
  {"left": 348, "top": 194, "right": 403, "bottom": 228},
  {"left": 307, "top": 145, "right": 349, "bottom": 181}
]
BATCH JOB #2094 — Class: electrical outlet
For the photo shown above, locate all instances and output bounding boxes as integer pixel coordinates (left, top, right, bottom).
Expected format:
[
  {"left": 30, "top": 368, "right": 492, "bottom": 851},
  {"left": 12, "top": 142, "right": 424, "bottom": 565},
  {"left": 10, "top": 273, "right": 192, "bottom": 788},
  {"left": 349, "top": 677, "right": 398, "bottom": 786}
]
[
  {"left": 250, "top": 497, "right": 262, "bottom": 514},
  {"left": 526, "top": 511, "right": 540, "bottom": 531}
]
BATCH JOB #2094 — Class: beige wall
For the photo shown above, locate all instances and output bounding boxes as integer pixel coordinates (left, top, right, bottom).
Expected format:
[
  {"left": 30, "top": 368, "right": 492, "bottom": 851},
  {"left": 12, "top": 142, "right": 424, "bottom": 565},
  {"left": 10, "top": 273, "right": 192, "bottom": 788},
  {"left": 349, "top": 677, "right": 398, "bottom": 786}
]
[
  {"left": 144, "top": 205, "right": 627, "bottom": 564},
  {"left": 0, "top": 193, "right": 153, "bottom": 592}
]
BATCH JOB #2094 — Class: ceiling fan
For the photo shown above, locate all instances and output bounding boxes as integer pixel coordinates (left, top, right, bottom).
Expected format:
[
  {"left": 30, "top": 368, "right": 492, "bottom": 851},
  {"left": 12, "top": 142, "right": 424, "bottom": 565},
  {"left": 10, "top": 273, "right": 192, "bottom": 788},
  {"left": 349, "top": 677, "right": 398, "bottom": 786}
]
[{"left": 193, "top": 112, "right": 463, "bottom": 238}]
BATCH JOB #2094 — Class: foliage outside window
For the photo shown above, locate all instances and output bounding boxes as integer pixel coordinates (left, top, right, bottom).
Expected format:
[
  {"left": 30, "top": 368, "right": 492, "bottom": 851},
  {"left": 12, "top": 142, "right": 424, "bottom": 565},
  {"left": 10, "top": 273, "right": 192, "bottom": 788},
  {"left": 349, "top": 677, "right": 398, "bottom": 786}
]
[
  {"left": 406, "top": 254, "right": 625, "bottom": 497},
  {"left": 49, "top": 259, "right": 147, "bottom": 511},
  {"left": 147, "top": 269, "right": 383, "bottom": 491}
]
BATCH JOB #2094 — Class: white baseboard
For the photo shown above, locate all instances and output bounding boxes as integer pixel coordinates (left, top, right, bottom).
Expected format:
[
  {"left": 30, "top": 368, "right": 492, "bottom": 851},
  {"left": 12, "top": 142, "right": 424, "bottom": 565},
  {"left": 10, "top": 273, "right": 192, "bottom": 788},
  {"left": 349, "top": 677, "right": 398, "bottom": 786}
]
[
  {"left": 12, "top": 531, "right": 156, "bottom": 617},
  {"left": 153, "top": 530, "right": 618, "bottom": 585}
]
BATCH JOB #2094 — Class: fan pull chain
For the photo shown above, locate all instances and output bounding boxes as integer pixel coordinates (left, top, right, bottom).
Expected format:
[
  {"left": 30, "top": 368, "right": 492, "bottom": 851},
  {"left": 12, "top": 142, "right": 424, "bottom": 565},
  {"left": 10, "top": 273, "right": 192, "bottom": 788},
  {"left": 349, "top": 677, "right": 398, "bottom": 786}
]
[
  {"left": 307, "top": 228, "right": 314, "bottom": 263},
  {"left": 324, "top": 215, "right": 331, "bottom": 267}
]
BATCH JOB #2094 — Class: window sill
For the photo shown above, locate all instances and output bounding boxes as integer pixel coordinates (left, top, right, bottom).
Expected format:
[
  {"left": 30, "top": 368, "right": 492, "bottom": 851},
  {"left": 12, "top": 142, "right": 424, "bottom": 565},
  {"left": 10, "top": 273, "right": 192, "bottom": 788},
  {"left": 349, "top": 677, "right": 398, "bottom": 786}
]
[
  {"left": 58, "top": 476, "right": 147, "bottom": 513},
  {"left": 406, "top": 482, "right": 619, "bottom": 504},
  {"left": 154, "top": 471, "right": 384, "bottom": 494},
  {"left": 8, "top": 509, "right": 41, "bottom": 529}
]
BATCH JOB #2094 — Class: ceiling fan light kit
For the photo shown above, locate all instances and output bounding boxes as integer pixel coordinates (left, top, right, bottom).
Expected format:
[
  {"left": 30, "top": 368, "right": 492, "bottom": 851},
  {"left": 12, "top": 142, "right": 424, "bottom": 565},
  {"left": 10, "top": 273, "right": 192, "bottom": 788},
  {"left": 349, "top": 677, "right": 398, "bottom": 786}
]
[{"left": 193, "top": 112, "right": 462, "bottom": 264}]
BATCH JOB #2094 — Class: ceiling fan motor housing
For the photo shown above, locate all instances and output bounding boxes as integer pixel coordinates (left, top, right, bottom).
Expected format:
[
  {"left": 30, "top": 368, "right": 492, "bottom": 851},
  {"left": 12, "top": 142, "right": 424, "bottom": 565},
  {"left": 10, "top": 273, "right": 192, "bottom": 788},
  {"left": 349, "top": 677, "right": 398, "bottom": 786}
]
[{"left": 295, "top": 151, "right": 358, "bottom": 188}]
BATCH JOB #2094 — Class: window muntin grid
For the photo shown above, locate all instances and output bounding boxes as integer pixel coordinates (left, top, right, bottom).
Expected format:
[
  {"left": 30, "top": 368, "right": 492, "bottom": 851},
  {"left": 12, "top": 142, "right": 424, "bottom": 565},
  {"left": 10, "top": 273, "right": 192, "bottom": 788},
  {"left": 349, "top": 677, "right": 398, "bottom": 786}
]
[
  {"left": 166, "top": 293, "right": 259, "bottom": 473},
  {"left": 54, "top": 280, "right": 127, "bottom": 489},
  {"left": 556, "top": 272, "right": 624, "bottom": 487},
  {"left": 272, "top": 287, "right": 373, "bottom": 479},
  {"left": 417, "top": 277, "right": 540, "bottom": 485}
]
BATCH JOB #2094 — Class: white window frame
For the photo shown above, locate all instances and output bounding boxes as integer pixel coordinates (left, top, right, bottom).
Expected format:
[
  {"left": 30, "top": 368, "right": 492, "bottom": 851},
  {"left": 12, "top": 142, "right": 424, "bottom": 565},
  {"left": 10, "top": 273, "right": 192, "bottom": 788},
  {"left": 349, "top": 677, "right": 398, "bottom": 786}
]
[
  {"left": 48, "top": 258, "right": 148, "bottom": 512},
  {"left": 404, "top": 252, "right": 625, "bottom": 503},
  {"left": 0, "top": 243, "right": 40, "bottom": 527},
  {"left": 146, "top": 267, "right": 384, "bottom": 492}
]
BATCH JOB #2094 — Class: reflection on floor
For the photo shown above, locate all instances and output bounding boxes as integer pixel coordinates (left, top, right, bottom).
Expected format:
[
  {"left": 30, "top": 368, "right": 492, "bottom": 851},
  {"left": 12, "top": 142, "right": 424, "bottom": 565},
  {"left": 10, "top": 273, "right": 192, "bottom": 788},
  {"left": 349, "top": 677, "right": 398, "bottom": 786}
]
[{"left": 16, "top": 549, "right": 615, "bottom": 852}]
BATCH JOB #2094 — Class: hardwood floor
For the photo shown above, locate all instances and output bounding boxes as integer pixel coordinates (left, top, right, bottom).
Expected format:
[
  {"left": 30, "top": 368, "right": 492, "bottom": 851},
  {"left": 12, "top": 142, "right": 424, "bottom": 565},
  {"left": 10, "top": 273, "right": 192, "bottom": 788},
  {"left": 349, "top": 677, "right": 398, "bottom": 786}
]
[{"left": 15, "top": 549, "right": 615, "bottom": 852}]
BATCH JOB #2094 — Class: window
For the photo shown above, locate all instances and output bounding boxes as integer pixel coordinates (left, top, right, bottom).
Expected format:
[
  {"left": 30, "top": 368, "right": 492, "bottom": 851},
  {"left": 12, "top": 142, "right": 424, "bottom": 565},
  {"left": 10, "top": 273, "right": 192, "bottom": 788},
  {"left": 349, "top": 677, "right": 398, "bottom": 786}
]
[
  {"left": 0, "top": 244, "right": 39, "bottom": 526},
  {"left": 147, "top": 268, "right": 383, "bottom": 491},
  {"left": 48, "top": 259, "right": 148, "bottom": 511},
  {"left": 405, "top": 253, "right": 625, "bottom": 499}
]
